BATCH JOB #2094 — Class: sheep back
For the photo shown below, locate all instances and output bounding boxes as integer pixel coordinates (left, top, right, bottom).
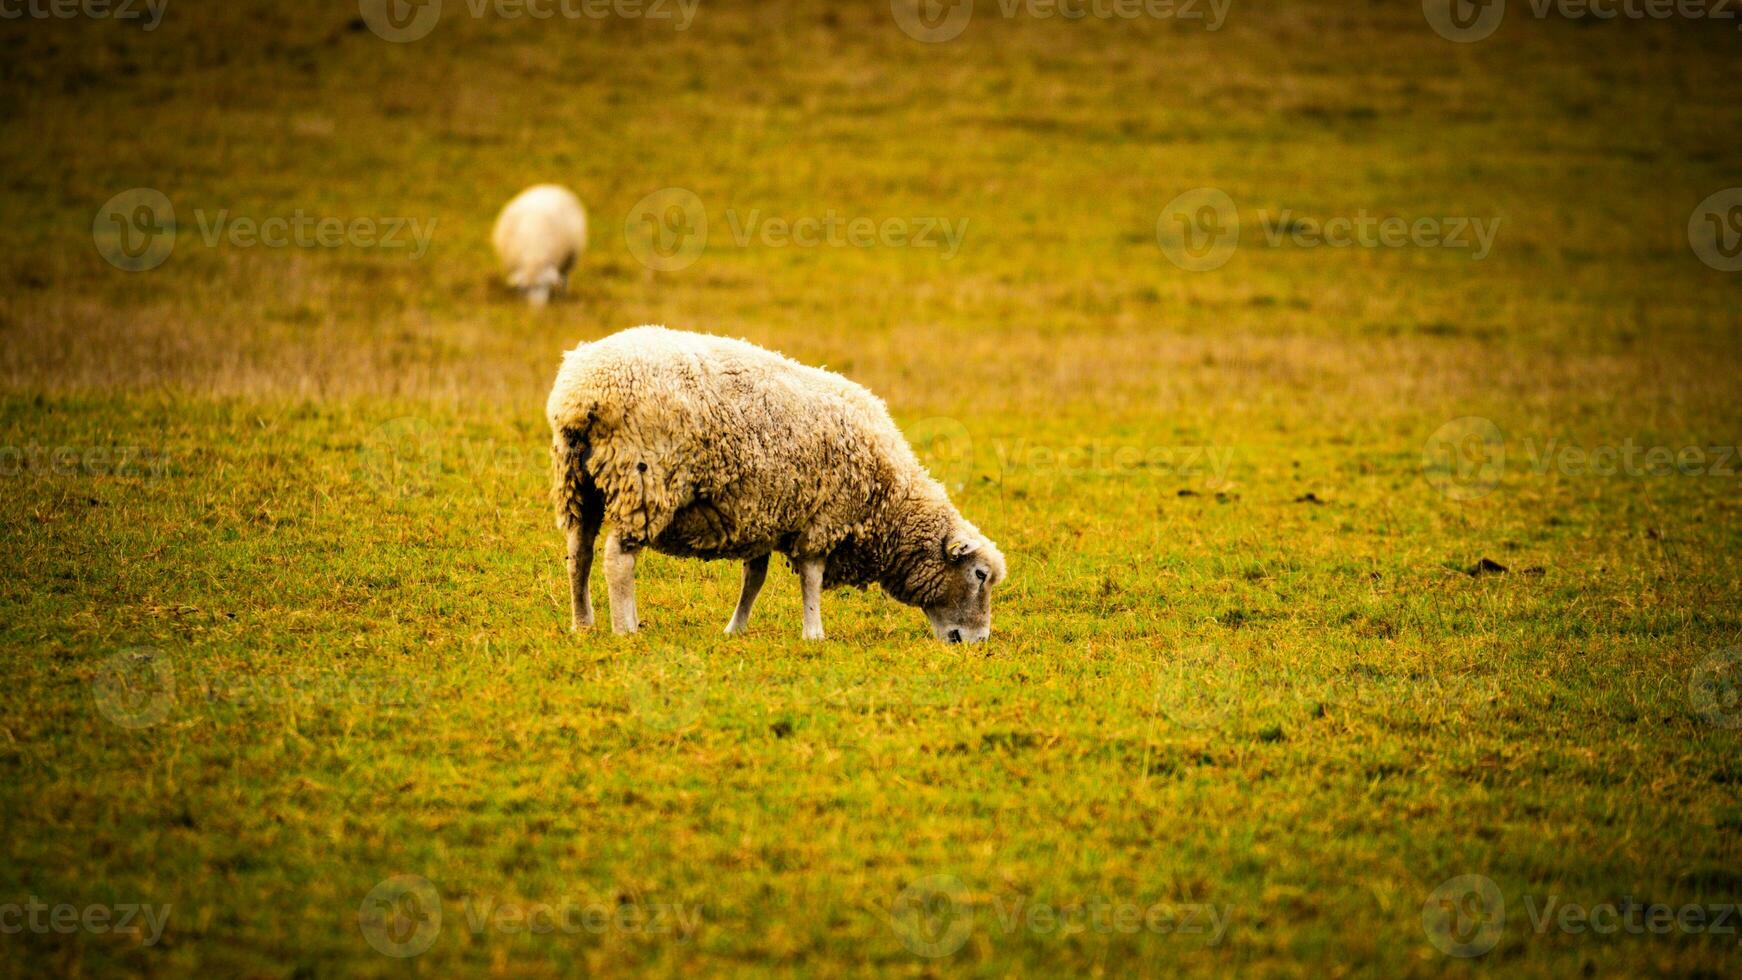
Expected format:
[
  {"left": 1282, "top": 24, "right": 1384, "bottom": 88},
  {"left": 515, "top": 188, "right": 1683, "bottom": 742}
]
[
  {"left": 547, "top": 327, "right": 934, "bottom": 567},
  {"left": 493, "top": 185, "right": 588, "bottom": 289}
]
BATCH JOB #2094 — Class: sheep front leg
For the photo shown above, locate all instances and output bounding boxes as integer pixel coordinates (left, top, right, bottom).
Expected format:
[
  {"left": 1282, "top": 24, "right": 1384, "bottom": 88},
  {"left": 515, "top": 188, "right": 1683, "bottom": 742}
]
[
  {"left": 604, "top": 532, "right": 639, "bottom": 635},
  {"left": 724, "top": 554, "right": 770, "bottom": 636},
  {"left": 797, "top": 556, "right": 825, "bottom": 641}
]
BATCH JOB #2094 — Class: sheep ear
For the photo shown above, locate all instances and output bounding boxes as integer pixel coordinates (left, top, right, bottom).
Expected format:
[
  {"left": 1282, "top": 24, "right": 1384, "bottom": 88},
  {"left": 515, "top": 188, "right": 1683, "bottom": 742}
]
[{"left": 943, "top": 535, "right": 976, "bottom": 562}]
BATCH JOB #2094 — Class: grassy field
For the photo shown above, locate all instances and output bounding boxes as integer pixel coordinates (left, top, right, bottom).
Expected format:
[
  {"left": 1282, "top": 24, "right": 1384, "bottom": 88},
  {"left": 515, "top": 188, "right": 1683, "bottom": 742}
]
[{"left": 4, "top": 0, "right": 1742, "bottom": 975}]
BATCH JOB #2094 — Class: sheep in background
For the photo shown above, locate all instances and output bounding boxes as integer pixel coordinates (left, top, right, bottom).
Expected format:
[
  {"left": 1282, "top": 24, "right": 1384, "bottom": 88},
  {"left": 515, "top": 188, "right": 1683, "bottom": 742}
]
[
  {"left": 493, "top": 184, "right": 588, "bottom": 307},
  {"left": 547, "top": 326, "right": 1008, "bottom": 643}
]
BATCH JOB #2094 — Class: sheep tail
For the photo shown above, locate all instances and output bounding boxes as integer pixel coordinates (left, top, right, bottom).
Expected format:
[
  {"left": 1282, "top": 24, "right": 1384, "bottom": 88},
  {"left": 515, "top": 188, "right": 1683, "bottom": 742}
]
[{"left": 551, "top": 420, "right": 603, "bottom": 533}]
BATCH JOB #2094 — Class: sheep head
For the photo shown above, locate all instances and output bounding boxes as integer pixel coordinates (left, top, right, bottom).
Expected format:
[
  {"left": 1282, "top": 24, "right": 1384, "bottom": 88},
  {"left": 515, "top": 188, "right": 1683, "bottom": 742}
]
[{"left": 917, "top": 528, "right": 1007, "bottom": 645}]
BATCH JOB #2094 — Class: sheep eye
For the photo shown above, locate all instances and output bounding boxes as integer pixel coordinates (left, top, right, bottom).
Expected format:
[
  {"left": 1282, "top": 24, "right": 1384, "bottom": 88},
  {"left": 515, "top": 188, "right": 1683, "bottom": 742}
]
[{"left": 975, "top": 568, "right": 988, "bottom": 583}]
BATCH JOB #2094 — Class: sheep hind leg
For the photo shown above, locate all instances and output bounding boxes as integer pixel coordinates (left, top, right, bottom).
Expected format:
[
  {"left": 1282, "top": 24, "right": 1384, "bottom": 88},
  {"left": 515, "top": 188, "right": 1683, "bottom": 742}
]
[
  {"left": 604, "top": 532, "right": 640, "bottom": 635},
  {"left": 797, "top": 556, "right": 825, "bottom": 641},
  {"left": 566, "top": 489, "right": 604, "bottom": 631},
  {"left": 724, "top": 554, "right": 770, "bottom": 636}
]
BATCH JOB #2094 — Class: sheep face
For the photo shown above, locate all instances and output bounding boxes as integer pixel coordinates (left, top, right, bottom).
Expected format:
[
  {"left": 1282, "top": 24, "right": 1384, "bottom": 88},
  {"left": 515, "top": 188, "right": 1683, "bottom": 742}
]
[
  {"left": 523, "top": 267, "right": 565, "bottom": 307},
  {"left": 920, "top": 534, "right": 1007, "bottom": 644}
]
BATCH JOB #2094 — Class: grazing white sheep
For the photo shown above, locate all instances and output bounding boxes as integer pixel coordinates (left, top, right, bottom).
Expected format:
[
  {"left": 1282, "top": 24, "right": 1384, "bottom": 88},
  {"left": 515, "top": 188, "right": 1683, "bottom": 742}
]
[
  {"left": 547, "top": 326, "right": 1007, "bottom": 643},
  {"left": 493, "top": 184, "right": 588, "bottom": 307}
]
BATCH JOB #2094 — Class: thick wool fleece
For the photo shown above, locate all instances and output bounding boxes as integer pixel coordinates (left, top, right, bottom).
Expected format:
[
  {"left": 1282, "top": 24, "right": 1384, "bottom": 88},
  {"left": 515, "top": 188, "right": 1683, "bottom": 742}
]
[
  {"left": 546, "top": 326, "right": 999, "bottom": 606},
  {"left": 492, "top": 184, "right": 588, "bottom": 291}
]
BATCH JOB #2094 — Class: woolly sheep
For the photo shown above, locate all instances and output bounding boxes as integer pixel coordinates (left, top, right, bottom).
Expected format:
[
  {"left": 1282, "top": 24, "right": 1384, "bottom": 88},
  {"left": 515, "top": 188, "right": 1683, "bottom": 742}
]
[
  {"left": 493, "top": 184, "right": 588, "bottom": 307},
  {"left": 547, "top": 326, "right": 1008, "bottom": 643}
]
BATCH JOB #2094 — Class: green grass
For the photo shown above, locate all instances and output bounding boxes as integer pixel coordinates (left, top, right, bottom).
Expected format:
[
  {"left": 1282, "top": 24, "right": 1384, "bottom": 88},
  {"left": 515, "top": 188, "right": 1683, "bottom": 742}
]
[{"left": 3, "top": 1, "right": 1742, "bottom": 975}]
